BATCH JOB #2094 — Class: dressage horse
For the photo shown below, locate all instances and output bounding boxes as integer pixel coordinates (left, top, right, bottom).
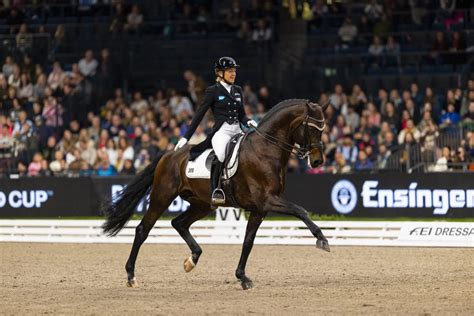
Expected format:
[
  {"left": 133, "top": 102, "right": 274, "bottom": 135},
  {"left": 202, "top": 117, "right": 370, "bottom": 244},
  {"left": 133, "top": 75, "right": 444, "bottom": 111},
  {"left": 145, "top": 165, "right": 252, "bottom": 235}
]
[{"left": 102, "top": 99, "right": 330, "bottom": 290}]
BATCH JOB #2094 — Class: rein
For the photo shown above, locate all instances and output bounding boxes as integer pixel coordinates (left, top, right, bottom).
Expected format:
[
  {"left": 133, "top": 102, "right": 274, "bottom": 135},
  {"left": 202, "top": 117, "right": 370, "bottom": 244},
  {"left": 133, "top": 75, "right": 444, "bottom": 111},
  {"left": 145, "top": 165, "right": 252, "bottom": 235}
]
[{"left": 253, "top": 113, "right": 326, "bottom": 160}]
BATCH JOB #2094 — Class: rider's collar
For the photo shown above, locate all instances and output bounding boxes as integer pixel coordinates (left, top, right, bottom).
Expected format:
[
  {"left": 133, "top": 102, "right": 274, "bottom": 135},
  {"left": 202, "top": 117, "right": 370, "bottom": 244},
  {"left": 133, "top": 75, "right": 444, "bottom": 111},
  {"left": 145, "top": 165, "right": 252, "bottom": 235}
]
[{"left": 220, "top": 81, "right": 232, "bottom": 93}]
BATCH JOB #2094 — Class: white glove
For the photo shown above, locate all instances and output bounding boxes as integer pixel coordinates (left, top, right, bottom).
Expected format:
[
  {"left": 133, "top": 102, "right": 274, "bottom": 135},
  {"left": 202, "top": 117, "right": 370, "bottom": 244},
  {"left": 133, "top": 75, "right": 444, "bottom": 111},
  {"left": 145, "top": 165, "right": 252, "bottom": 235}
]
[
  {"left": 175, "top": 138, "right": 188, "bottom": 151},
  {"left": 247, "top": 120, "right": 258, "bottom": 128}
]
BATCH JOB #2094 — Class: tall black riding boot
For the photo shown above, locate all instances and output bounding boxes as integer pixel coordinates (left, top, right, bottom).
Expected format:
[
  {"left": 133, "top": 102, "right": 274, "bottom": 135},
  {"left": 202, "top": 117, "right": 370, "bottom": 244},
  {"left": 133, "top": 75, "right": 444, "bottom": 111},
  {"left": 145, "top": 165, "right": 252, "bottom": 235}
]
[{"left": 210, "top": 157, "right": 225, "bottom": 206}]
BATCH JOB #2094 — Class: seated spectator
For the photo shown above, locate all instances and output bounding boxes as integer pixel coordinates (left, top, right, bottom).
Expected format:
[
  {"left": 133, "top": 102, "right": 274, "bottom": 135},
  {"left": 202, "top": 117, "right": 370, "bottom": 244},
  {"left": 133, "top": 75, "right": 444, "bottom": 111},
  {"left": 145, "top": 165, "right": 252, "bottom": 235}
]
[
  {"left": 354, "top": 149, "right": 374, "bottom": 171},
  {"left": 343, "top": 105, "right": 360, "bottom": 132},
  {"left": 17, "top": 73, "right": 33, "bottom": 101},
  {"left": 125, "top": 5, "right": 144, "bottom": 33},
  {"left": 367, "top": 35, "right": 384, "bottom": 69},
  {"left": 8, "top": 64, "right": 21, "bottom": 89},
  {"left": 130, "top": 91, "right": 149, "bottom": 114},
  {"left": 47, "top": 62, "right": 65, "bottom": 92},
  {"left": 376, "top": 143, "right": 391, "bottom": 169},
  {"left": 337, "top": 17, "right": 358, "bottom": 50},
  {"left": 78, "top": 50, "right": 98, "bottom": 78},
  {"left": 252, "top": 18, "right": 272, "bottom": 43},
  {"left": 462, "top": 101, "right": 474, "bottom": 122},
  {"left": 331, "top": 151, "right": 351, "bottom": 174},
  {"left": 2, "top": 56, "right": 15, "bottom": 79},
  {"left": 169, "top": 90, "right": 194, "bottom": 118},
  {"left": 109, "top": 3, "right": 126, "bottom": 33},
  {"left": 336, "top": 133, "right": 358, "bottom": 165},
  {"left": 33, "top": 74, "right": 47, "bottom": 101},
  {"left": 49, "top": 150, "right": 67, "bottom": 175},
  {"left": 28, "top": 153, "right": 44, "bottom": 177},
  {"left": 439, "top": 103, "right": 461, "bottom": 128},
  {"left": 398, "top": 119, "right": 421, "bottom": 144},
  {"left": 329, "top": 84, "right": 346, "bottom": 112},
  {"left": 384, "top": 36, "right": 400, "bottom": 68},
  {"left": 427, "top": 31, "right": 448, "bottom": 64},
  {"left": 381, "top": 102, "right": 400, "bottom": 132},
  {"left": 433, "top": 146, "right": 452, "bottom": 172},
  {"left": 96, "top": 154, "right": 117, "bottom": 176},
  {"left": 120, "top": 159, "right": 136, "bottom": 175},
  {"left": 348, "top": 84, "right": 367, "bottom": 113},
  {"left": 364, "top": 0, "right": 383, "bottom": 23}
]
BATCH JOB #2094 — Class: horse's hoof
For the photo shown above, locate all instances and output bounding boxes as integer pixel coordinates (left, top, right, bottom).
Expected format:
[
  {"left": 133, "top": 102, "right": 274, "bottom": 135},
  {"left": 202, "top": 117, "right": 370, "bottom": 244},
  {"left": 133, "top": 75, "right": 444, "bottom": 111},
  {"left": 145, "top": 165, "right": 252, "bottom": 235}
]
[
  {"left": 241, "top": 280, "right": 253, "bottom": 290},
  {"left": 126, "top": 277, "right": 138, "bottom": 288},
  {"left": 183, "top": 256, "right": 196, "bottom": 273},
  {"left": 316, "top": 239, "right": 331, "bottom": 252}
]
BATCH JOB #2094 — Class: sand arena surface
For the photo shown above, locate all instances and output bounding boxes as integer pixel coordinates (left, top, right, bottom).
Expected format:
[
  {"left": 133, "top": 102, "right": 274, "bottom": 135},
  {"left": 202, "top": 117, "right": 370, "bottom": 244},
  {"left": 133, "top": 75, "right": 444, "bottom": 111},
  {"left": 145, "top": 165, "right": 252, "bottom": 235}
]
[{"left": 1, "top": 243, "right": 473, "bottom": 315}]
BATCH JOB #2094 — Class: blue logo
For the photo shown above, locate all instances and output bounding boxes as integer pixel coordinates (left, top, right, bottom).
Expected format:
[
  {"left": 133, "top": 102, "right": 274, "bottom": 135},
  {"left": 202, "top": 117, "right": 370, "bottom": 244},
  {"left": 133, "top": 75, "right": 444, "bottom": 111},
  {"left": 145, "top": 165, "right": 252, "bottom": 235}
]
[
  {"left": 331, "top": 180, "right": 357, "bottom": 214},
  {"left": 218, "top": 96, "right": 225, "bottom": 100}
]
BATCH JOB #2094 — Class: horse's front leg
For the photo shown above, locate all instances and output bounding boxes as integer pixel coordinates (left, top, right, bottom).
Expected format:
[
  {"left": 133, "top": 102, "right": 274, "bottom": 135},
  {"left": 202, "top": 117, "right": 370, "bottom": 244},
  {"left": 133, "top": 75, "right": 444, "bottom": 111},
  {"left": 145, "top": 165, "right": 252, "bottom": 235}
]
[
  {"left": 235, "top": 211, "right": 265, "bottom": 290},
  {"left": 264, "top": 195, "right": 330, "bottom": 252}
]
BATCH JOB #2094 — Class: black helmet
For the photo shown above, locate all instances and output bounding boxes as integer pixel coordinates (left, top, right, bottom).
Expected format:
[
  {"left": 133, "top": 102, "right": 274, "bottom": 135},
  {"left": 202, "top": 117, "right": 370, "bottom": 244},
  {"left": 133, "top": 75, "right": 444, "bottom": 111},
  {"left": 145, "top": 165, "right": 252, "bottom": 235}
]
[{"left": 214, "top": 57, "right": 239, "bottom": 72}]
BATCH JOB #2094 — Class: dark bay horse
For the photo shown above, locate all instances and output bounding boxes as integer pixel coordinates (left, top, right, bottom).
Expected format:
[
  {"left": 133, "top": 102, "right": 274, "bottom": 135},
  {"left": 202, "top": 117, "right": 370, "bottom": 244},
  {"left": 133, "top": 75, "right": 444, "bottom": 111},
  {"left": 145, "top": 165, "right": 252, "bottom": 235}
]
[{"left": 102, "top": 99, "right": 330, "bottom": 290}]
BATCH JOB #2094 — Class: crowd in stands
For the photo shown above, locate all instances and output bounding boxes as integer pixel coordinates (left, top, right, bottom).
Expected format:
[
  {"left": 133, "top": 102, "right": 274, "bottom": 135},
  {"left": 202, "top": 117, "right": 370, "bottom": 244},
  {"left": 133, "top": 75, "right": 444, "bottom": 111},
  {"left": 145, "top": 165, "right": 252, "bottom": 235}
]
[{"left": 0, "top": 47, "right": 473, "bottom": 177}]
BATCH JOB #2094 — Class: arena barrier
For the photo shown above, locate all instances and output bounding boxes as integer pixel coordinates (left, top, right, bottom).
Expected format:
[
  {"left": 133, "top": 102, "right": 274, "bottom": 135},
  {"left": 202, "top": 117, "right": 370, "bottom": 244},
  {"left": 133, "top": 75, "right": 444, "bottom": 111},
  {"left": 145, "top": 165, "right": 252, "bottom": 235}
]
[{"left": 0, "top": 220, "right": 472, "bottom": 247}]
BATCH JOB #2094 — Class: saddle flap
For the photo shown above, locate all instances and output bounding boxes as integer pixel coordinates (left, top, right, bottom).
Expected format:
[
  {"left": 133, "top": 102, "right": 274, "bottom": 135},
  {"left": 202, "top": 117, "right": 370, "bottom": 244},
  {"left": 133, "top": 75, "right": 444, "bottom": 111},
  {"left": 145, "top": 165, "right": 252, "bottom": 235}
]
[{"left": 185, "top": 133, "right": 245, "bottom": 179}]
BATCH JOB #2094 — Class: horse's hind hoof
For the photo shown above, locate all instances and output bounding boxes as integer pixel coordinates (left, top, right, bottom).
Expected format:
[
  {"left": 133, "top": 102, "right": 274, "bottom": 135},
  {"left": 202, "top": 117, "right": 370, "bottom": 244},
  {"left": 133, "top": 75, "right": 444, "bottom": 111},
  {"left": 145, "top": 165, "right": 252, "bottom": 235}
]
[
  {"left": 241, "top": 280, "right": 253, "bottom": 290},
  {"left": 126, "top": 277, "right": 138, "bottom": 288},
  {"left": 183, "top": 256, "right": 196, "bottom": 273},
  {"left": 316, "top": 239, "right": 331, "bottom": 252}
]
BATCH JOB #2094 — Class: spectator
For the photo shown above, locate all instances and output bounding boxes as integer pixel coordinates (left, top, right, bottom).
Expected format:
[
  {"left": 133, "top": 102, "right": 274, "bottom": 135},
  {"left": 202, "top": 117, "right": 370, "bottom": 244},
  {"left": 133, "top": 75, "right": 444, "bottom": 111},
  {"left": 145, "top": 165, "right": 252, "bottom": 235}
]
[
  {"left": 364, "top": 0, "right": 384, "bottom": 23},
  {"left": 109, "top": 3, "right": 126, "bottom": 33},
  {"left": 384, "top": 36, "right": 400, "bottom": 68},
  {"left": 462, "top": 101, "right": 474, "bottom": 122},
  {"left": 329, "top": 84, "right": 346, "bottom": 112},
  {"left": 252, "top": 18, "right": 272, "bottom": 43},
  {"left": 183, "top": 70, "right": 206, "bottom": 105},
  {"left": 398, "top": 119, "right": 421, "bottom": 144},
  {"left": 49, "top": 150, "right": 67, "bottom": 175},
  {"left": 48, "top": 62, "right": 66, "bottom": 92},
  {"left": 367, "top": 35, "right": 384, "bottom": 69},
  {"left": 433, "top": 146, "right": 452, "bottom": 172},
  {"left": 354, "top": 150, "right": 374, "bottom": 171},
  {"left": 439, "top": 103, "right": 461, "bottom": 128},
  {"left": 337, "top": 17, "right": 358, "bottom": 49},
  {"left": 331, "top": 151, "right": 351, "bottom": 174},
  {"left": 28, "top": 153, "right": 44, "bottom": 177},
  {"left": 336, "top": 133, "right": 358, "bottom": 165},
  {"left": 17, "top": 73, "right": 33, "bottom": 101},
  {"left": 120, "top": 159, "right": 136, "bottom": 175},
  {"left": 243, "top": 83, "right": 259, "bottom": 111},
  {"left": 125, "top": 5, "right": 144, "bottom": 33},
  {"left": 130, "top": 91, "right": 149, "bottom": 114},
  {"left": 8, "top": 64, "right": 21, "bottom": 89},
  {"left": 96, "top": 154, "right": 117, "bottom": 176},
  {"left": 16, "top": 23, "right": 33, "bottom": 55},
  {"left": 2, "top": 56, "right": 15, "bottom": 79},
  {"left": 78, "top": 50, "right": 98, "bottom": 77},
  {"left": 348, "top": 84, "right": 367, "bottom": 113},
  {"left": 376, "top": 143, "right": 391, "bottom": 169},
  {"left": 427, "top": 31, "right": 448, "bottom": 64}
]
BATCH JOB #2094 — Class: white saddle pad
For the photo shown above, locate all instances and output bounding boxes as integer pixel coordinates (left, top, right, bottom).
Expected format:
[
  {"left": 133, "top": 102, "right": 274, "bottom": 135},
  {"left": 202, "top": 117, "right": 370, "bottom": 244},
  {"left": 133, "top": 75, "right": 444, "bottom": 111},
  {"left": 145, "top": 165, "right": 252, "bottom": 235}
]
[{"left": 185, "top": 135, "right": 244, "bottom": 179}]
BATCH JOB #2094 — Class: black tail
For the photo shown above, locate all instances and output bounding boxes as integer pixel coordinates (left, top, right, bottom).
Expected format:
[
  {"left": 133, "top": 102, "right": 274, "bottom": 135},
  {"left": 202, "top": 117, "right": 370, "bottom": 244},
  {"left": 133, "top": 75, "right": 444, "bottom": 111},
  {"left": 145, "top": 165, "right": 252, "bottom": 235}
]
[{"left": 102, "top": 151, "right": 166, "bottom": 236}]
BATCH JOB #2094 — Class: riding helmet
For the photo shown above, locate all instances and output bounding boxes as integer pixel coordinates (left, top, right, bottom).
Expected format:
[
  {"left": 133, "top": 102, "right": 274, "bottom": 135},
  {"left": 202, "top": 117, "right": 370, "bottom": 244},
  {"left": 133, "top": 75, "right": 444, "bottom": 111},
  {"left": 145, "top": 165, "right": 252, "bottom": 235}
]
[{"left": 214, "top": 57, "right": 239, "bottom": 72}]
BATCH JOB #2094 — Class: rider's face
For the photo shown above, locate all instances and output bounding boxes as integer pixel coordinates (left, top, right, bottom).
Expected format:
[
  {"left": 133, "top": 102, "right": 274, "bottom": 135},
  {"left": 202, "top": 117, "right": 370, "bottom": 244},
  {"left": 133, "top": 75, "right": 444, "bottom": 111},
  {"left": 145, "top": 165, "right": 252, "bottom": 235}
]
[{"left": 224, "top": 68, "right": 236, "bottom": 84}]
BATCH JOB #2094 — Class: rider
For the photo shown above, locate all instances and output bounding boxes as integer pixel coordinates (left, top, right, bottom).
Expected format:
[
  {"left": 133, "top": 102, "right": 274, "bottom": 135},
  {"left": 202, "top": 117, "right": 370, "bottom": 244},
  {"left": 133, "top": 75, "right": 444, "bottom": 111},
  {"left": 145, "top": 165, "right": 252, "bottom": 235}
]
[{"left": 175, "top": 57, "right": 258, "bottom": 205}]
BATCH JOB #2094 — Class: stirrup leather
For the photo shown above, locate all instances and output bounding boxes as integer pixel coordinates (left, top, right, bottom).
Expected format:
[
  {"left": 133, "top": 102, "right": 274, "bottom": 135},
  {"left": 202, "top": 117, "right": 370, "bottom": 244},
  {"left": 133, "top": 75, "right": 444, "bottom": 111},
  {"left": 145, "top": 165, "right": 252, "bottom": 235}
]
[{"left": 211, "top": 188, "right": 226, "bottom": 205}]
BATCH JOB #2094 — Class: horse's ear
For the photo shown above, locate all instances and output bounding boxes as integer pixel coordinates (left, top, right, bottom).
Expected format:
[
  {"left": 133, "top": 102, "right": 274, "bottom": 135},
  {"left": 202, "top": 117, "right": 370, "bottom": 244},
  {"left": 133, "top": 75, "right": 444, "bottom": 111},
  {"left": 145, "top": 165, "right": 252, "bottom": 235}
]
[{"left": 321, "top": 101, "right": 330, "bottom": 112}]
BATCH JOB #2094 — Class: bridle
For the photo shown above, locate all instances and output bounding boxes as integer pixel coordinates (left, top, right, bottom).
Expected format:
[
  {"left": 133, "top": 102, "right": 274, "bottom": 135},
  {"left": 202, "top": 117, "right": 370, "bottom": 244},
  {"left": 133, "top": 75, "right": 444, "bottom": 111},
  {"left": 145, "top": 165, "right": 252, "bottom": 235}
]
[{"left": 253, "top": 102, "right": 326, "bottom": 160}]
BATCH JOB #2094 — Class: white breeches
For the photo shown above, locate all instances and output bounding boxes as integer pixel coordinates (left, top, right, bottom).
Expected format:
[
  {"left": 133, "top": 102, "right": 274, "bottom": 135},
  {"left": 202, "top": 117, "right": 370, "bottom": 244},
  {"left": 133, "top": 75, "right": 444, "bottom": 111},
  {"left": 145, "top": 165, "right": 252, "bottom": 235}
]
[{"left": 211, "top": 122, "right": 242, "bottom": 162}]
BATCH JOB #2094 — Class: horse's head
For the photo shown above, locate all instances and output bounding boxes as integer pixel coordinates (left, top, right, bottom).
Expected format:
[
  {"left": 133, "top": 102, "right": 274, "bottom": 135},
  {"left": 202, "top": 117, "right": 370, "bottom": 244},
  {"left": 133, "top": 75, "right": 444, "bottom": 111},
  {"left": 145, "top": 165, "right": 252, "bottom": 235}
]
[{"left": 291, "top": 101, "right": 329, "bottom": 168}]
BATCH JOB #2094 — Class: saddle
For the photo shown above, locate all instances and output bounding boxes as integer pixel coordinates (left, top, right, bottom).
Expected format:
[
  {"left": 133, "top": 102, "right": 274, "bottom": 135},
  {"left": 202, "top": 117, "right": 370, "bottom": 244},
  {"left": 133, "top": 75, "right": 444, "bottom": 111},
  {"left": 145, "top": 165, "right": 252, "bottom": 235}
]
[{"left": 185, "top": 132, "right": 246, "bottom": 180}]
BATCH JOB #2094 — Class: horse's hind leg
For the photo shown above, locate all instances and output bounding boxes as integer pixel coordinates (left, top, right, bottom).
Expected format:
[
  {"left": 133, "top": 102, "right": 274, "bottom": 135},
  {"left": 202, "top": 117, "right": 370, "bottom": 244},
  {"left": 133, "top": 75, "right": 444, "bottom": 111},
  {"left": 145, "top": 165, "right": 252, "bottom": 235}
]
[
  {"left": 125, "top": 191, "right": 176, "bottom": 287},
  {"left": 171, "top": 201, "right": 212, "bottom": 272}
]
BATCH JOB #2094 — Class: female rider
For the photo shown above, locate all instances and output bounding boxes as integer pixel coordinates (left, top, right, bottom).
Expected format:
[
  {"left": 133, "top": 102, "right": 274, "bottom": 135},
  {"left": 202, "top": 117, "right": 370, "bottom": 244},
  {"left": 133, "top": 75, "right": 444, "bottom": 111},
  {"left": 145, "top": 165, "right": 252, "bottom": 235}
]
[{"left": 174, "top": 57, "right": 258, "bottom": 205}]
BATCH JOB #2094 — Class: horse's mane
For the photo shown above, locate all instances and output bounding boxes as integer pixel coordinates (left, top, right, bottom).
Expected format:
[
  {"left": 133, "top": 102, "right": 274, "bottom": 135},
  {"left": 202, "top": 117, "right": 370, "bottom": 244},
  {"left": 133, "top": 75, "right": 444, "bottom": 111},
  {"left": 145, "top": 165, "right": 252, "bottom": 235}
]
[{"left": 258, "top": 99, "right": 308, "bottom": 126}]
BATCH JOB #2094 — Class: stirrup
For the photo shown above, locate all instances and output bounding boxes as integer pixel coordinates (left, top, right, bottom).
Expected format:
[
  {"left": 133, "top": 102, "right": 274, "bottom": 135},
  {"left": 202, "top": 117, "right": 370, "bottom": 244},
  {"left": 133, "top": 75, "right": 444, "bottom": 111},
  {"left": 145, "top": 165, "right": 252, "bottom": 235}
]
[{"left": 211, "top": 188, "right": 226, "bottom": 205}]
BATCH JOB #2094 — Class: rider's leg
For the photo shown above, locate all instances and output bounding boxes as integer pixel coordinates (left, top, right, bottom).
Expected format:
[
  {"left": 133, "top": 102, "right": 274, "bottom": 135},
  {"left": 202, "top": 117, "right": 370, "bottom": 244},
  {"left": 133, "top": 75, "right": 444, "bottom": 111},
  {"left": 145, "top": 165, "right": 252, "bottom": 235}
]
[{"left": 210, "top": 126, "right": 232, "bottom": 205}]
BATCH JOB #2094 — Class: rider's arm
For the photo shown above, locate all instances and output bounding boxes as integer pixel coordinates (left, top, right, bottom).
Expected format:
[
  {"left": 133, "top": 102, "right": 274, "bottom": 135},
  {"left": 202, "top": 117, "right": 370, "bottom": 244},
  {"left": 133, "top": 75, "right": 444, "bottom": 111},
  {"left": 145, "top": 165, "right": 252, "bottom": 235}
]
[
  {"left": 236, "top": 86, "right": 249, "bottom": 126},
  {"left": 183, "top": 86, "right": 215, "bottom": 140}
]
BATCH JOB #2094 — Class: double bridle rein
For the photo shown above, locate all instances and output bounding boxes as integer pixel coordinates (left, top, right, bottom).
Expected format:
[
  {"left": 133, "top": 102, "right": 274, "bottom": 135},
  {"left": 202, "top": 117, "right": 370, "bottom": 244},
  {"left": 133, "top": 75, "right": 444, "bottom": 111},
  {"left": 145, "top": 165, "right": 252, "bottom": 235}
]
[{"left": 253, "top": 103, "right": 326, "bottom": 160}]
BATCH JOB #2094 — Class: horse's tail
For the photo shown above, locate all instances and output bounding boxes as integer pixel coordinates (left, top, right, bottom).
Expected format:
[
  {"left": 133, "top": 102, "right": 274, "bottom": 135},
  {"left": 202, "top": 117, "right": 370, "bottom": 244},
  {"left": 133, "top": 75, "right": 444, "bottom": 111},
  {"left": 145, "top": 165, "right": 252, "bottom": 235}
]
[{"left": 102, "top": 151, "right": 166, "bottom": 236}]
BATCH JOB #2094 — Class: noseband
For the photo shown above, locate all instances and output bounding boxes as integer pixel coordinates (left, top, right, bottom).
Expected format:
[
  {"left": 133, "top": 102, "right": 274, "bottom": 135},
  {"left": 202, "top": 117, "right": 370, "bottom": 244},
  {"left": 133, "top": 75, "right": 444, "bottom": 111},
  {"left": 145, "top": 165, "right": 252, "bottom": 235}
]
[{"left": 254, "top": 102, "right": 326, "bottom": 160}]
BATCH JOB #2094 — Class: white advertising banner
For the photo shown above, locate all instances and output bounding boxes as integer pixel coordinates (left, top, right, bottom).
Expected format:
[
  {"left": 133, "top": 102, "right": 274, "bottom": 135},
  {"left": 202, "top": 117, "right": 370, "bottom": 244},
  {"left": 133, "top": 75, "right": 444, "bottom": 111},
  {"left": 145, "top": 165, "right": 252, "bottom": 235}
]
[{"left": 398, "top": 222, "right": 474, "bottom": 247}]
